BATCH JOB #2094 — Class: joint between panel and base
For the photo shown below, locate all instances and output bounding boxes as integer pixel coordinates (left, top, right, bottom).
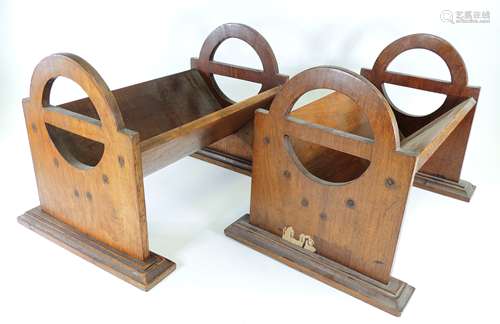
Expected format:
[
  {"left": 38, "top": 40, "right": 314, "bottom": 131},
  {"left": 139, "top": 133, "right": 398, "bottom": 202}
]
[
  {"left": 414, "top": 172, "right": 475, "bottom": 202},
  {"left": 18, "top": 206, "right": 175, "bottom": 291},
  {"left": 224, "top": 214, "right": 414, "bottom": 316}
]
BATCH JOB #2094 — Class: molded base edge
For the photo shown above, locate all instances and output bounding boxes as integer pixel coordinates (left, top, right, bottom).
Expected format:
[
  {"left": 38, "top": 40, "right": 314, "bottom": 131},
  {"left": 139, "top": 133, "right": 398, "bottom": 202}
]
[
  {"left": 225, "top": 214, "right": 414, "bottom": 316},
  {"left": 18, "top": 206, "right": 176, "bottom": 291},
  {"left": 414, "top": 172, "right": 475, "bottom": 202}
]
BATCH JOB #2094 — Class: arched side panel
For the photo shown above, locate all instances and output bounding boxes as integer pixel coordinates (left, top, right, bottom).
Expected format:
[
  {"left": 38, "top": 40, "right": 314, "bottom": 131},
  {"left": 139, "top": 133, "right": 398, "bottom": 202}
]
[
  {"left": 362, "top": 33, "right": 474, "bottom": 135},
  {"left": 361, "top": 34, "right": 480, "bottom": 200},
  {"left": 191, "top": 23, "right": 288, "bottom": 169},
  {"left": 249, "top": 67, "right": 417, "bottom": 284},
  {"left": 22, "top": 53, "right": 149, "bottom": 261},
  {"left": 192, "top": 22, "right": 288, "bottom": 107}
]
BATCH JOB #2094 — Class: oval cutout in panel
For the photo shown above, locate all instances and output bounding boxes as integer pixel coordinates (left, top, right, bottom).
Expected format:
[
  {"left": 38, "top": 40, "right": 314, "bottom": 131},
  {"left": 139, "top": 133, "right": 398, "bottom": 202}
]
[
  {"left": 384, "top": 48, "right": 450, "bottom": 117},
  {"left": 213, "top": 38, "right": 263, "bottom": 102},
  {"left": 383, "top": 84, "right": 447, "bottom": 117},
  {"left": 45, "top": 125, "right": 104, "bottom": 169},
  {"left": 288, "top": 89, "right": 372, "bottom": 184},
  {"left": 387, "top": 48, "right": 451, "bottom": 81},
  {"left": 45, "top": 77, "right": 104, "bottom": 169}
]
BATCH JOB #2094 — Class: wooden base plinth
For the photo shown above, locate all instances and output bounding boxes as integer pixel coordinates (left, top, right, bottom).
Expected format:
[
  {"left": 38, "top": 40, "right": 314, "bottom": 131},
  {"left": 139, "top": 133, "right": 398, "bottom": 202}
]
[
  {"left": 225, "top": 214, "right": 414, "bottom": 316},
  {"left": 18, "top": 207, "right": 176, "bottom": 291},
  {"left": 414, "top": 172, "right": 475, "bottom": 202}
]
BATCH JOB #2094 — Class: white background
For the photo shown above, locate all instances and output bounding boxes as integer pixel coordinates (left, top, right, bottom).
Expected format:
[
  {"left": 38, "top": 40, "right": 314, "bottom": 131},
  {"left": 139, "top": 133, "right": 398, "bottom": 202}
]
[{"left": 1, "top": 0, "right": 499, "bottom": 323}]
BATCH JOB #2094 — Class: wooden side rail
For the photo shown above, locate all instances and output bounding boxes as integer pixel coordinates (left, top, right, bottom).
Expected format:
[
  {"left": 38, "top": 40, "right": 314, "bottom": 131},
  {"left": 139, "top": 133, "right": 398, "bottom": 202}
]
[
  {"left": 283, "top": 115, "right": 374, "bottom": 160},
  {"left": 44, "top": 106, "right": 103, "bottom": 143},
  {"left": 401, "top": 97, "right": 476, "bottom": 170},
  {"left": 360, "top": 69, "right": 479, "bottom": 99},
  {"left": 191, "top": 59, "right": 288, "bottom": 87},
  {"left": 140, "top": 86, "right": 280, "bottom": 175}
]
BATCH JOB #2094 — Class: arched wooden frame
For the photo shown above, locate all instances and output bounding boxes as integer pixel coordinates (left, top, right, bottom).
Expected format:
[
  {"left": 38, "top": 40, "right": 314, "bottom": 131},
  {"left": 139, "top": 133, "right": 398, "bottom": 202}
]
[
  {"left": 26, "top": 53, "right": 148, "bottom": 259},
  {"left": 191, "top": 23, "right": 288, "bottom": 107},
  {"left": 250, "top": 66, "right": 414, "bottom": 285},
  {"left": 20, "top": 53, "right": 176, "bottom": 289},
  {"left": 268, "top": 66, "right": 401, "bottom": 159},
  {"left": 190, "top": 23, "right": 289, "bottom": 171},
  {"left": 361, "top": 34, "right": 480, "bottom": 201}
]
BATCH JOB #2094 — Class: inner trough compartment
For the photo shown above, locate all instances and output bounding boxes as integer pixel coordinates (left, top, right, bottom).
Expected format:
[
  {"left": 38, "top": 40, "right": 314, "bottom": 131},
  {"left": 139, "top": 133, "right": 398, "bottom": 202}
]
[
  {"left": 60, "top": 69, "right": 222, "bottom": 140},
  {"left": 54, "top": 69, "right": 278, "bottom": 176},
  {"left": 287, "top": 90, "right": 477, "bottom": 183}
]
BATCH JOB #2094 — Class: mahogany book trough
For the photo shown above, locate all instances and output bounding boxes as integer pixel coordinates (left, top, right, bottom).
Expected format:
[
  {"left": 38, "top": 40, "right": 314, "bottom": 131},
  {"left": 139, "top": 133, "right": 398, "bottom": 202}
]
[{"left": 18, "top": 23, "right": 479, "bottom": 316}]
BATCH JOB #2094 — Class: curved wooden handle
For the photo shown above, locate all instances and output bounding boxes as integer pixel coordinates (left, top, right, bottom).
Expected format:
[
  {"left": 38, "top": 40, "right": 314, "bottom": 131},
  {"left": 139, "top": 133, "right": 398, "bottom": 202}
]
[
  {"left": 29, "top": 53, "right": 125, "bottom": 142},
  {"left": 361, "top": 33, "right": 478, "bottom": 138},
  {"left": 268, "top": 66, "right": 400, "bottom": 158},
  {"left": 192, "top": 23, "right": 288, "bottom": 105},
  {"left": 368, "top": 33, "right": 468, "bottom": 93}
]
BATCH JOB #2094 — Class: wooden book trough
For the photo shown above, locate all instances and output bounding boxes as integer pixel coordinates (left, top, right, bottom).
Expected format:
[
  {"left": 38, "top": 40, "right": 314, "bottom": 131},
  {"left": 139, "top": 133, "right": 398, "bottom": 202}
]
[
  {"left": 225, "top": 34, "right": 479, "bottom": 316},
  {"left": 205, "top": 34, "right": 480, "bottom": 202},
  {"left": 18, "top": 23, "right": 288, "bottom": 290},
  {"left": 18, "top": 26, "right": 479, "bottom": 314}
]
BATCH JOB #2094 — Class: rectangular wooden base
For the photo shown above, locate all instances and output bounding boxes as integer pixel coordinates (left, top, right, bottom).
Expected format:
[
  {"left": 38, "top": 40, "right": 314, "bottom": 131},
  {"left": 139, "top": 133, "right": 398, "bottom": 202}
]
[
  {"left": 225, "top": 214, "right": 414, "bottom": 316},
  {"left": 414, "top": 172, "right": 475, "bottom": 202},
  {"left": 18, "top": 207, "right": 176, "bottom": 291}
]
